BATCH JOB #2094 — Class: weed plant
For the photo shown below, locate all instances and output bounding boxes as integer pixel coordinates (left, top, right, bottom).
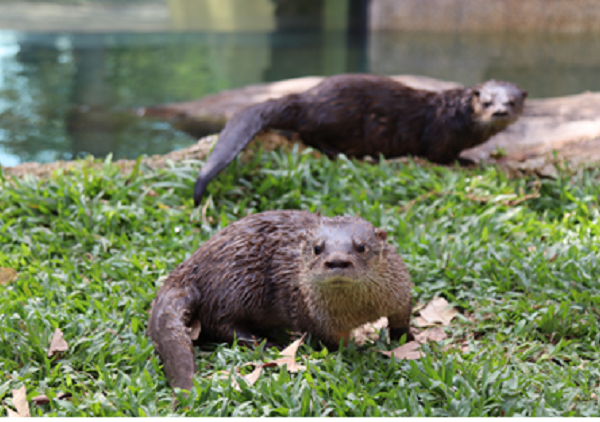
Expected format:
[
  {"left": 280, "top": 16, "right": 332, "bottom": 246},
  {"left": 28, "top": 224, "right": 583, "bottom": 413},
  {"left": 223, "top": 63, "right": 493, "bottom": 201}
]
[{"left": 0, "top": 147, "right": 599, "bottom": 416}]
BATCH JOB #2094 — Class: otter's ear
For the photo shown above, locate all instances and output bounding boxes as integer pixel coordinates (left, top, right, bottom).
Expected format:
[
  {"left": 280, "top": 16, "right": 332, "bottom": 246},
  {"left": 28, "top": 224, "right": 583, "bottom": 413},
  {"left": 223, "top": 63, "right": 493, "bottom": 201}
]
[
  {"left": 521, "top": 90, "right": 528, "bottom": 98},
  {"left": 314, "top": 209, "right": 321, "bottom": 217},
  {"left": 472, "top": 89, "right": 480, "bottom": 98},
  {"left": 375, "top": 228, "right": 387, "bottom": 241}
]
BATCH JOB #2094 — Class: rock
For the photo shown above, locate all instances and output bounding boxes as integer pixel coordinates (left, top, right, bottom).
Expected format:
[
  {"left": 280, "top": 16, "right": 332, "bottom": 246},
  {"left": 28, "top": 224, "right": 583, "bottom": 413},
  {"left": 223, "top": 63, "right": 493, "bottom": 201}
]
[
  {"left": 0, "top": 132, "right": 308, "bottom": 179},
  {"left": 462, "top": 91, "right": 600, "bottom": 173}
]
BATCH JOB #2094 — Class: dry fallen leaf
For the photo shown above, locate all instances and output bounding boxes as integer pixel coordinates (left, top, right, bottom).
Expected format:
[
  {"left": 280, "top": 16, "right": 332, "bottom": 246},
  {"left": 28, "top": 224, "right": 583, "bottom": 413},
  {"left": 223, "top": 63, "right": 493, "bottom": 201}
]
[
  {"left": 379, "top": 341, "right": 423, "bottom": 360},
  {"left": 415, "top": 297, "right": 459, "bottom": 327},
  {"left": 279, "top": 334, "right": 306, "bottom": 357},
  {"left": 273, "top": 355, "right": 306, "bottom": 373},
  {"left": 351, "top": 317, "right": 389, "bottom": 345},
  {"left": 444, "top": 340, "right": 470, "bottom": 353},
  {"left": 6, "top": 385, "right": 30, "bottom": 417},
  {"left": 214, "top": 363, "right": 263, "bottom": 391},
  {"left": 31, "top": 396, "right": 50, "bottom": 406},
  {"left": 0, "top": 267, "right": 17, "bottom": 285},
  {"left": 31, "top": 393, "right": 71, "bottom": 406},
  {"left": 273, "top": 333, "right": 307, "bottom": 373},
  {"left": 241, "top": 365, "right": 263, "bottom": 387},
  {"left": 213, "top": 334, "right": 309, "bottom": 391},
  {"left": 6, "top": 408, "right": 20, "bottom": 417},
  {"left": 412, "top": 301, "right": 426, "bottom": 313},
  {"left": 48, "top": 328, "right": 69, "bottom": 358},
  {"left": 213, "top": 370, "right": 241, "bottom": 391},
  {"left": 415, "top": 326, "right": 447, "bottom": 343}
]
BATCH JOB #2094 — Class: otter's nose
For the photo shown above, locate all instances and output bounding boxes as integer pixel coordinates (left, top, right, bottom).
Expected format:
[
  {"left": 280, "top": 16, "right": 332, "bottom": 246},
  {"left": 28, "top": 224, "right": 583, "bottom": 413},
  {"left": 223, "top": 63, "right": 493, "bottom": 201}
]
[{"left": 325, "top": 259, "right": 353, "bottom": 269}]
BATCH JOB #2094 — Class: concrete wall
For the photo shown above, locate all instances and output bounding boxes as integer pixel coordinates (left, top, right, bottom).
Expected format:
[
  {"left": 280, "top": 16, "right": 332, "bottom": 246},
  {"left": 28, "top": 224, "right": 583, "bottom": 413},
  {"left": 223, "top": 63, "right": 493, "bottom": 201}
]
[
  {"left": 368, "top": 31, "right": 600, "bottom": 97},
  {"left": 370, "top": 0, "right": 600, "bottom": 32},
  {"left": 0, "top": 2, "right": 170, "bottom": 32},
  {"left": 0, "top": 0, "right": 351, "bottom": 33},
  {"left": 168, "top": 0, "right": 276, "bottom": 32}
]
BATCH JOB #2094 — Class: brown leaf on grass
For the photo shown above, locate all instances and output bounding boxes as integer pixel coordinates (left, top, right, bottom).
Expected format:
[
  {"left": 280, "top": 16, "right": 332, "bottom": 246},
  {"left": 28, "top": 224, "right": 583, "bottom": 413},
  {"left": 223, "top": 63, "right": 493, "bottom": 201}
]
[
  {"left": 415, "top": 326, "right": 447, "bottom": 343},
  {"left": 280, "top": 333, "right": 307, "bottom": 357},
  {"left": 415, "top": 297, "right": 459, "bottom": 327},
  {"left": 241, "top": 364, "right": 263, "bottom": 387},
  {"left": 351, "top": 317, "right": 389, "bottom": 345},
  {"left": 48, "top": 328, "right": 69, "bottom": 358},
  {"left": 31, "top": 393, "right": 72, "bottom": 406},
  {"left": 214, "top": 364, "right": 263, "bottom": 391},
  {"left": 6, "top": 385, "right": 30, "bottom": 417},
  {"left": 465, "top": 312, "right": 487, "bottom": 323},
  {"left": 6, "top": 408, "right": 20, "bottom": 417},
  {"left": 379, "top": 341, "right": 423, "bottom": 360},
  {"left": 412, "top": 301, "right": 426, "bottom": 313},
  {"left": 0, "top": 267, "right": 17, "bottom": 285},
  {"left": 212, "top": 334, "right": 309, "bottom": 391},
  {"left": 272, "top": 333, "right": 307, "bottom": 373},
  {"left": 188, "top": 319, "right": 201, "bottom": 341},
  {"left": 13, "top": 386, "right": 30, "bottom": 417},
  {"left": 444, "top": 340, "right": 470, "bottom": 353},
  {"left": 213, "top": 370, "right": 241, "bottom": 391},
  {"left": 31, "top": 396, "right": 50, "bottom": 406}
]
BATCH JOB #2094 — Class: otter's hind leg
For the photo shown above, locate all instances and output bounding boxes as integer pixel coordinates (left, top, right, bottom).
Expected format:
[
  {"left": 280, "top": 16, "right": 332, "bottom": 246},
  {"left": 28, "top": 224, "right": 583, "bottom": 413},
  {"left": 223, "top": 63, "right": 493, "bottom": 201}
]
[
  {"left": 456, "top": 157, "right": 476, "bottom": 167},
  {"left": 209, "top": 322, "right": 281, "bottom": 349},
  {"left": 148, "top": 284, "right": 200, "bottom": 392},
  {"left": 388, "top": 310, "right": 414, "bottom": 343}
]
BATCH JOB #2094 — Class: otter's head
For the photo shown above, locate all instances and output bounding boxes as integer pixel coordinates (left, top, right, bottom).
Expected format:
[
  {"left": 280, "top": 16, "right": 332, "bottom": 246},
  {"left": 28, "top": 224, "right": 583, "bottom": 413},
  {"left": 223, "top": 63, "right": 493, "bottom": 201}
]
[
  {"left": 299, "top": 216, "right": 388, "bottom": 288},
  {"left": 471, "top": 80, "right": 527, "bottom": 127}
]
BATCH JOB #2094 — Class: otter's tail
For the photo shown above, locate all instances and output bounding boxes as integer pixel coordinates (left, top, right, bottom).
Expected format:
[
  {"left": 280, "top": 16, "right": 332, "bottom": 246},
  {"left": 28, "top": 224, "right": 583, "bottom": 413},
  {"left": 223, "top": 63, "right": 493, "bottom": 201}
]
[
  {"left": 193, "top": 96, "right": 301, "bottom": 206},
  {"left": 147, "top": 283, "right": 200, "bottom": 392}
]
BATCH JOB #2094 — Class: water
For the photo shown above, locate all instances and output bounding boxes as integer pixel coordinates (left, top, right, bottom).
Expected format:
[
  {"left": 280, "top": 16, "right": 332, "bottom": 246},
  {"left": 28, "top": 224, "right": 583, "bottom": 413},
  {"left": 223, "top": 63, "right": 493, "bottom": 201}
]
[{"left": 1, "top": 27, "right": 600, "bottom": 167}]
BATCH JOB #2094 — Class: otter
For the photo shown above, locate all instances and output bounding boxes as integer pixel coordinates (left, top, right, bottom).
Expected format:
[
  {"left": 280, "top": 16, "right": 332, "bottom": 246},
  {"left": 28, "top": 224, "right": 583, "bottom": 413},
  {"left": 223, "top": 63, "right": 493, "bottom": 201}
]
[
  {"left": 148, "top": 210, "right": 412, "bottom": 391},
  {"left": 192, "top": 74, "right": 527, "bottom": 206}
]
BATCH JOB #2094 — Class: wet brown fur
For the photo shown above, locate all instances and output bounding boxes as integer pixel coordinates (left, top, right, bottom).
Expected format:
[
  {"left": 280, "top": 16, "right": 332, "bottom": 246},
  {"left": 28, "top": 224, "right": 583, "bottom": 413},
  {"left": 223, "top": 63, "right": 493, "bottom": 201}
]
[
  {"left": 193, "top": 74, "right": 527, "bottom": 205},
  {"left": 148, "top": 210, "right": 412, "bottom": 391}
]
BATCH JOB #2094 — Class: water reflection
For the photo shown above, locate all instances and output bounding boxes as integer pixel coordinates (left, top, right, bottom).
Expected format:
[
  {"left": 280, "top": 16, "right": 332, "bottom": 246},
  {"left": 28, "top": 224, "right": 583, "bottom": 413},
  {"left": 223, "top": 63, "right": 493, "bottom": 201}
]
[
  {"left": 0, "top": 30, "right": 366, "bottom": 166},
  {"left": 0, "top": 28, "right": 600, "bottom": 166}
]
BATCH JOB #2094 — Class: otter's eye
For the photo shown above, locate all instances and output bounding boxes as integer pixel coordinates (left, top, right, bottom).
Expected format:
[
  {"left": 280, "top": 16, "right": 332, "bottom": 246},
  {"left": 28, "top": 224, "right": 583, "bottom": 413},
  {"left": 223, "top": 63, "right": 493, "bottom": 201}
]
[
  {"left": 508, "top": 101, "right": 516, "bottom": 106},
  {"left": 356, "top": 243, "right": 365, "bottom": 253},
  {"left": 483, "top": 102, "right": 492, "bottom": 108},
  {"left": 314, "top": 245, "right": 322, "bottom": 255}
]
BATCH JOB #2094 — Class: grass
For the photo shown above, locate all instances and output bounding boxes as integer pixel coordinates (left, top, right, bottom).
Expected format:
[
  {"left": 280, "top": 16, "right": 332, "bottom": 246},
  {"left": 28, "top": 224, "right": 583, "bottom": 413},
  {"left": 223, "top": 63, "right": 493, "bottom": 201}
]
[{"left": 0, "top": 146, "right": 599, "bottom": 416}]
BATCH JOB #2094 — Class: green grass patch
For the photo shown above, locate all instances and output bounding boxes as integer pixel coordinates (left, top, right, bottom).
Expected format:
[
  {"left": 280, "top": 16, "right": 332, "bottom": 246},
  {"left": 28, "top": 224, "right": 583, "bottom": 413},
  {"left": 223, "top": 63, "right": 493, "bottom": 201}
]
[{"left": 1, "top": 148, "right": 599, "bottom": 416}]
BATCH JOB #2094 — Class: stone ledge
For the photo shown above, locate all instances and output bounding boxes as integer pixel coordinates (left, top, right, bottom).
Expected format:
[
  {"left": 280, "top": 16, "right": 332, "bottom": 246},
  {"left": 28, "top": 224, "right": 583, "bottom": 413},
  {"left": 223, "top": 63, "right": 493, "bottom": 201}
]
[{"left": 5, "top": 75, "right": 600, "bottom": 179}]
